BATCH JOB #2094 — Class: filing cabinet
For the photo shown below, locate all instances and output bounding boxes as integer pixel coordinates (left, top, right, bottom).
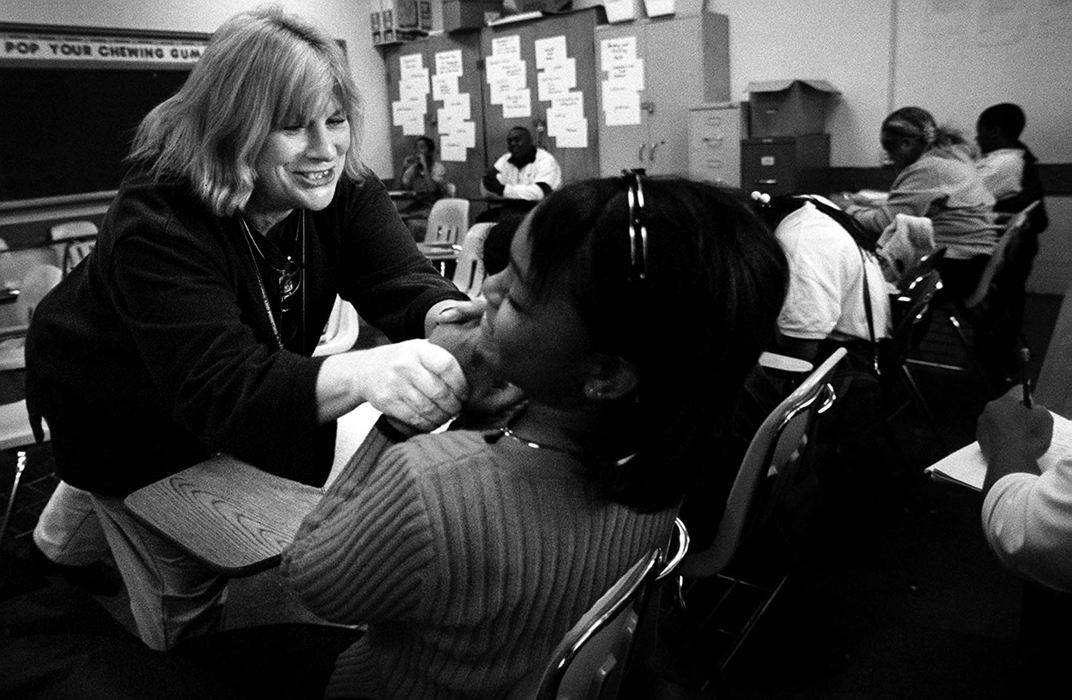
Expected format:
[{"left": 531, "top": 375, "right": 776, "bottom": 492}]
[
  {"left": 740, "top": 133, "right": 830, "bottom": 196},
  {"left": 688, "top": 103, "right": 743, "bottom": 187}
]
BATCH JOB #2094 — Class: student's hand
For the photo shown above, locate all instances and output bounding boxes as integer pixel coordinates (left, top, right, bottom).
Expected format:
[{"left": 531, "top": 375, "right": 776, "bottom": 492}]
[
  {"left": 482, "top": 168, "right": 505, "bottom": 196},
  {"left": 352, "top": 340, "right": 468, "bottom": 432},
  {"left": 978, "top": 387, "right": 1052, "bottom": 492},
  {"left": 828, "top": 192, "right": 855, "bottom": 210}
]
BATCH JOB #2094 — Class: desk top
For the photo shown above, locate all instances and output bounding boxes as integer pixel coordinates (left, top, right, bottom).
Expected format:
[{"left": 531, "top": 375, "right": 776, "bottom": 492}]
[
  {"left": 124, "top": 454, "right": 323, "bottom": 577},
  {"left": 123, "top": 406, "right": 391, "bottom": 577}
]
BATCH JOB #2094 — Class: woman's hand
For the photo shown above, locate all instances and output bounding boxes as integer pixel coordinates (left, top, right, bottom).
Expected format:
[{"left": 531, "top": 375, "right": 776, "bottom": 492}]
[
  {"left": 427, "top": 299, "right": 526, "bottom": 426},
  {"left": 319, "top": 340, "right": 468, "bottom": 432}
]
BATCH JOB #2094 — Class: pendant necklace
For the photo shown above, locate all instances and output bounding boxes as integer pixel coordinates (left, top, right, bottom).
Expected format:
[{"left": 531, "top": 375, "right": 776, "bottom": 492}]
[{"left": 239, "top": 212, "right": 306, "bottom": 349}]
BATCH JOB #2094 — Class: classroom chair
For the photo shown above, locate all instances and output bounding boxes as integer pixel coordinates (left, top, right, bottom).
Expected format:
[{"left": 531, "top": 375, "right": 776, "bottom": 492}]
[
  {"left": 911, "top": 201, "right": 1040, "bottom": 394},
  {"left": 312, "top": 296, "right": 360, "bottom": 357},
  {"left": 671, "top": 348, "right": 847, "bottom": 684},
  {"left": 0, "top": 264, "right": 63, "bottom": 370},
  {"left": 49, "top": 220, "right": 99, "bottom": 276},
  {"left": 451, "top": 223, "right": 494, "bottom": 298},
  {"left": 508, "top": 518, "right": 689, "bottom": 700}
]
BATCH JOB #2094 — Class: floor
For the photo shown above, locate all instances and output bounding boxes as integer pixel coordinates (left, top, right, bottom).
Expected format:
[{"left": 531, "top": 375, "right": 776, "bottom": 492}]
[{"left": 0, "top": 292, "right": 1065, "bottom": 698}]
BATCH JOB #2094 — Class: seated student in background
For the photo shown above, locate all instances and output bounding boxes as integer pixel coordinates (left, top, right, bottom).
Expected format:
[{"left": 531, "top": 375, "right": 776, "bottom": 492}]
[
  {"left": 975, "top": 103, "right": 1050, "bottom": 384},
  {"left": 396, "top": 136, "right": 449, "bottom": 240},
  {"left": 976, "top": 103, "right": 1049, "bottom": 231},
  {"left": 759, "top": 194, "right": 891, "bottom": 365},
  {"left": 477, "top": 126, "right": 562, "bottom": 222},
  {"left": 280, "top": 175, "right": 789, "bottom": 698},
  {"left": 832, "top": 106, "right": 999, "bottom": 302}
]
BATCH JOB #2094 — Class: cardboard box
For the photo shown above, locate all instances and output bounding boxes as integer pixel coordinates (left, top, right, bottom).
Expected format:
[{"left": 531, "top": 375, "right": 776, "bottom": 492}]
[
  {"left": 746, "top": 79, "right": 840, "bottom": 137},
  {"left": 370, "top": 10, "right": 382, "bottom": 44},
  {"left": 380, "top": 0, "right": 396, "bottom": 42},
  {"left": 395, "top": 0, "right": 419, "bottom": 29},
  {"left": 418, "top": 0, "right": 433, "bottom": 31},
  {"left": 443, "top": 0, "right": 504, "bottom": 32}
]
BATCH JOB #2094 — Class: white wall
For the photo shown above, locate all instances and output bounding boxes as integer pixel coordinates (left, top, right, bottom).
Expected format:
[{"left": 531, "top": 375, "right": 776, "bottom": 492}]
[
  {"left": 708, "top": 0, "right": 894, "bottom": 166},
  {"left": 5, "top": 0, "right": 1071, "bottom": 291},
  {"left": 709, "top": 0, "right": 1072, "bottom": 293},
  {"left": 1, "top": 0, "right": 395, "bottom": 176}
]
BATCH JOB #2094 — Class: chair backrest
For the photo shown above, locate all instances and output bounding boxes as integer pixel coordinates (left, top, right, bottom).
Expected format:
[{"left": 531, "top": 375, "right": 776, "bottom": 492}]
[
  {"left": 515, "top": 518, "right": 689, "bottom": 700},
  {"left": 881, "top": 270, "right": 943, "bottom": 382},
  {"left": 13, "top": 264, "right": 63, "bottom": 327},
  {"left": 313, "top": 296, "right": 360, "bottom": 357},
  {"left": 424, "top": 198, "right": 471, "bottom": 245},
  {"left": 451, "top": 222, "right": 494, "bottom": 298},
  {"left": 679, "top": 347, "right": 847, "bottom": 579},
  {"left": 963, "top": 200, "right": 1040, "bottom": 309},
  {"left": 50, "top": 220, "right": 99, "bottom": 276}
]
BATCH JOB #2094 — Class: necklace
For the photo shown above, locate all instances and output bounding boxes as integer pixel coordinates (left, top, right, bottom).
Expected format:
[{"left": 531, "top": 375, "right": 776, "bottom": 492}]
[
  {"left": 239, "top": 212, "right": 306, "bottom": 349},
  {"left": 494, "top": 425, "right": 638, "bottom": 467}
]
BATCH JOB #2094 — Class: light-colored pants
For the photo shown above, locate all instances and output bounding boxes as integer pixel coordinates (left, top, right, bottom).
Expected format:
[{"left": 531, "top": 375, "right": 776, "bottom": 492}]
[
  {"left": 32, "top": 480, "right": 109, "bottom": 566},
  {"left": 91, "top": 494, "right": 229, "bottom": 650},
  {"left": 34, "top": 404, "right": 382, "bottom": 650}
]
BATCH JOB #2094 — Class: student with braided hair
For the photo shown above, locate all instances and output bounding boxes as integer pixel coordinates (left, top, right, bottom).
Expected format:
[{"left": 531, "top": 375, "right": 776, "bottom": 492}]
[{"left": 832, "top": 106, "right": 1000, "bottom": 301}]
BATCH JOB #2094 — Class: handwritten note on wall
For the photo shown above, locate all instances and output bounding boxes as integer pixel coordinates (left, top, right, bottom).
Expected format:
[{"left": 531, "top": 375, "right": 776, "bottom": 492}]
[
  {"left": 535, "top": 34, "right": 587, "bottom": 148},
  {"left": 433, "top": 49, "right": 475, "bottom": 162},
  {"left": 391, "top": 53, "right": 429, "bottom": 136},
  {"left": 600, "top": 36, "right": 644, "bottom": 127}
]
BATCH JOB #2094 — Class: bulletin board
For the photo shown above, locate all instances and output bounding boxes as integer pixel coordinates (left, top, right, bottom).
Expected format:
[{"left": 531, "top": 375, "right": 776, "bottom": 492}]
[{"left": 0, "top": 23, "right": 210, "bottom": 204}]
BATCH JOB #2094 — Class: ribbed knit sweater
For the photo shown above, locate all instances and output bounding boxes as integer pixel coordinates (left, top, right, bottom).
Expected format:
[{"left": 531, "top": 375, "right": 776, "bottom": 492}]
[{"left": 280, "top": 429, "right": 677, "bottom": 699}]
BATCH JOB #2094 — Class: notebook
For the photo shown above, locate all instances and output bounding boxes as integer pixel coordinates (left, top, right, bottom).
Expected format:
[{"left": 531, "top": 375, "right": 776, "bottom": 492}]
[{"left": 925, "top": 410, "right": 1072, "bottom": 492}]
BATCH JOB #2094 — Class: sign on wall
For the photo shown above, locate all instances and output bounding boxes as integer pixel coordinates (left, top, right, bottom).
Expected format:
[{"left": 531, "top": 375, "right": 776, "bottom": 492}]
[{"left": 1, "top": 31, "right": 207, "bottom": 66}]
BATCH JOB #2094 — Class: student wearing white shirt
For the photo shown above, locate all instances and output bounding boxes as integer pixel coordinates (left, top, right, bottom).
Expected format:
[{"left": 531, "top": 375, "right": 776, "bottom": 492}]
[
  {"left": 975, "top": 103, "right": 1050, "bottom": 385},
  {"left": 481, "top": 126, "right": 562, "bottom": 202}
]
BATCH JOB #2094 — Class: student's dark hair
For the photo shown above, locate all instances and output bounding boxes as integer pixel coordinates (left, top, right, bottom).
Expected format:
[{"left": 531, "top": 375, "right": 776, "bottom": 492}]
[
  {"left": 416, "top": 136, "right": 436, "bottom": 153},
  {"left": 978, "top": 102, "right": 1027, "bottom": 141},
  {"left": 882, "top": 106, "right": 961, "bottom": 153},
  {"left": 482, "top": 212, "right": 526, "bottom": 275},
  {"left": 524, "top": 177, "right": 789, "bottom": 511}
]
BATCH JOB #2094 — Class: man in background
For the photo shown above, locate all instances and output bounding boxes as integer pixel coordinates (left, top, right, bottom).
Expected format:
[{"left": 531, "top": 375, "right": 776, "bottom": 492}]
[{"left": 477, "top": 126, "right": 561, "bottom": 222}]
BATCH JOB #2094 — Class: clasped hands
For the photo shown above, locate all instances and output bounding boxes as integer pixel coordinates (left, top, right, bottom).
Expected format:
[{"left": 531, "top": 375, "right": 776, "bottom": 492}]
[{"left": 482, "top": 168, "right": 505, "bottom": 196}]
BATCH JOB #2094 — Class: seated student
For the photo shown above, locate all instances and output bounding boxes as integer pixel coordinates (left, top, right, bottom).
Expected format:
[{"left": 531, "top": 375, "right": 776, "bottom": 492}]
[
  {"left": 832, "top": 106, "right": 999, "bottom": 302},
  {"left": 760, "top": 194, "right": 892, "bottom": 365},
  {"left": 396, "top": 136, "right": 450, "bottom": 240},
  {"left": 976, "top": 103, "right": 1049, "bottom": 232},
  {"left": 975, "top": 103, "right": 1050, "bottom": 384},
  {"left": 476, "top": 126, "right": 562, "bottom": 223},
  {"left": 978, "top": 385, "right": 1072, "bottom": 693},
  {"left": 279, "top": 175, "right": 789, "bottom": 699}
]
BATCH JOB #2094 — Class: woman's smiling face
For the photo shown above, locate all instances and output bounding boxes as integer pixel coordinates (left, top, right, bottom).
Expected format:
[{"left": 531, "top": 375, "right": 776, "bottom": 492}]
[
  {"left": 478, "top": 212, "right": 596, "bottom": 406},
  {"left": 246, "top": 94, "right": 350, "bottom": 230}
]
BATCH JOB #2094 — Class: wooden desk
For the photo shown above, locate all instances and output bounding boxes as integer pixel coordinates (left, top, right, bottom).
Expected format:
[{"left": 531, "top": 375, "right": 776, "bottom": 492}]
[
  {"left": 124, "top": 454, "right": 323, "bottom": 577},
  {"left": 124, "top": 405, "right": 389, "bottom": 577}
]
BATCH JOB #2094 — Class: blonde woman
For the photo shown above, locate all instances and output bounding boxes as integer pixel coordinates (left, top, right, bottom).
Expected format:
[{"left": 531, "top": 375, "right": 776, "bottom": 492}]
[{"left": 26, "top": 6, "right": 473, "bottom": 651}]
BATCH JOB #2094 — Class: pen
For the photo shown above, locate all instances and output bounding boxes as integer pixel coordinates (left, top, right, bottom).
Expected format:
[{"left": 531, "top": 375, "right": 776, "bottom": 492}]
[{"left": 1020, "top": 347, "right": 1033, "bottom": 408}]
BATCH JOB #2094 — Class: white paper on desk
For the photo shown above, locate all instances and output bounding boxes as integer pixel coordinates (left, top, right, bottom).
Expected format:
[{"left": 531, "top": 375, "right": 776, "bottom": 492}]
[{"left": 925, "top": 411, "right": 1072, "bottom": 492}]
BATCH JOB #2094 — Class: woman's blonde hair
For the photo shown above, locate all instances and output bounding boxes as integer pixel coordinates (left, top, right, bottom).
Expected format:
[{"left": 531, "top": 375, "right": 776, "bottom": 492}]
[{"left": 128, "top": 5, "right": 365, "bottom": 215}]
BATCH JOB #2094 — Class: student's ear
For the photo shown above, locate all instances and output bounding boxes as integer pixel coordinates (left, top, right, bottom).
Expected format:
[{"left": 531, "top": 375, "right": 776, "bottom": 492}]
[{"left": 583, "top": 354, "right": 639, "bottom": 401}]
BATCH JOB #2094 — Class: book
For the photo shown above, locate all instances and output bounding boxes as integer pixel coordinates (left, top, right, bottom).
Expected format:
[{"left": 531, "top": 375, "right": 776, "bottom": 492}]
[{"left": 925, "top": 410, "right": 1072, "bottom": 492}]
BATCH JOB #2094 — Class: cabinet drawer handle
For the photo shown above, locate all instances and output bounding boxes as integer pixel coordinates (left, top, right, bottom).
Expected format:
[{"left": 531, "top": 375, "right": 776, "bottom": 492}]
[
  {"left": 638, "top": 143, "right": 647, "bottom": 163},
  {"left": 757, "top": 179, "right": 777, "bottom": 185},
  {"left": 702, "top": 136, "right": 724, "bottom": 143}
]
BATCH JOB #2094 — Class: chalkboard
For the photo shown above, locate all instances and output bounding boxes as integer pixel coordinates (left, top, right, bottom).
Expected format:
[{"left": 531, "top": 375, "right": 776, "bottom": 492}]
[{"left": 0, "top": 66, "right": 190, "bottom": 201}]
